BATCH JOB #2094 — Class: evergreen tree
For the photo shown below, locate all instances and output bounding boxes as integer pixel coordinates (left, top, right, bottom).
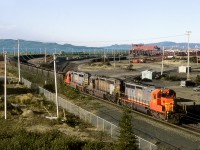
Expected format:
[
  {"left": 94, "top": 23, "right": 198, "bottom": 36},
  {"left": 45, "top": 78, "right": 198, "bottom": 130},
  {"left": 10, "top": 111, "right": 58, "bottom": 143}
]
[{"left": 116, "top": 110, "right": 139, "bottom": 150}]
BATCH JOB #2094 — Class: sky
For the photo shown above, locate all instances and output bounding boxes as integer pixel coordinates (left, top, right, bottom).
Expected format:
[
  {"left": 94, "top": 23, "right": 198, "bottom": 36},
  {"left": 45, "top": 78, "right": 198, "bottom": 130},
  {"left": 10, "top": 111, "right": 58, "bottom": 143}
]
[{"left": 0, "top": 0, "right": 200, "bottom": 47}]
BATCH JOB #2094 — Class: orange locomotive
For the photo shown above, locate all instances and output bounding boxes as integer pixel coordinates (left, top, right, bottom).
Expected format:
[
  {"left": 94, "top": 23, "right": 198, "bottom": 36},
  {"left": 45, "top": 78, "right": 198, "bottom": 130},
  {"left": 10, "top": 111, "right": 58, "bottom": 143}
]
[
  {"left": 65, "top": 71, "right": 185, "bottom": 124},
  {"left": 120, "top": 82, "right": 184, "bottom": 123}
]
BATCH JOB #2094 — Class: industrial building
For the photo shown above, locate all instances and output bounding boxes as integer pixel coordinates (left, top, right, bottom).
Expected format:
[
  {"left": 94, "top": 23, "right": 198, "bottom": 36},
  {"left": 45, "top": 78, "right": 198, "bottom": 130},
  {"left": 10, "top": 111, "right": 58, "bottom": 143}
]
[{"left": 130, "top": 44, "right": 161, "bottom": 56}]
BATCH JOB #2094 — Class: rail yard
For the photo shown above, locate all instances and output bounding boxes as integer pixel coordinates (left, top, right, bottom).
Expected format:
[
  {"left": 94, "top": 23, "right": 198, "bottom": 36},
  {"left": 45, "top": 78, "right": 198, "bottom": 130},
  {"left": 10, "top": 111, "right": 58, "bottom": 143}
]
[{"left": 6, "top": 52, "right": 200, "bottom": 149}]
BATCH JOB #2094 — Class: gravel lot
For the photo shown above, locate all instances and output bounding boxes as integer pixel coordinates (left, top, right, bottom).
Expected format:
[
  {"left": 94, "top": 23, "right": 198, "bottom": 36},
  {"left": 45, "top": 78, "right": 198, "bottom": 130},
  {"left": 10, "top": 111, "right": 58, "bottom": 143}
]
[{"left": 78, "top": 59, "right": 200, "bottom": 103}]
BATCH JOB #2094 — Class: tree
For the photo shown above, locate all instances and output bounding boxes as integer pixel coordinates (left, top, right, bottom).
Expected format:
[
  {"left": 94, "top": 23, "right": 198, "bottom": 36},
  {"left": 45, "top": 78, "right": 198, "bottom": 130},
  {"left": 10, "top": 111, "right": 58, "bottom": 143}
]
[{"left": 116, "top": 110, "right": 139, "bottom": 150}]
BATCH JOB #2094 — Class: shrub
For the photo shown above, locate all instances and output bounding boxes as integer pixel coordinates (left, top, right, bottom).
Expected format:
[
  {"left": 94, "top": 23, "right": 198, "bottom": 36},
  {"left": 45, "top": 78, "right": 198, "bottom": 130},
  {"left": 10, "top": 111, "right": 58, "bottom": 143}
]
[
  {"left": 164, "top": 75, "right": 186, "bottom": 81},
  {"left": 195, "top": 75, "right": 200, "bottom": 84},
  {"left": 0, "top": 127, "right": 86, "bottom": 150},
  {"left": 116, "top": 110, "right": 139, "bottom": 150},
  {"left": 43, "top": 84, "right": 55, "bottom": 92}
]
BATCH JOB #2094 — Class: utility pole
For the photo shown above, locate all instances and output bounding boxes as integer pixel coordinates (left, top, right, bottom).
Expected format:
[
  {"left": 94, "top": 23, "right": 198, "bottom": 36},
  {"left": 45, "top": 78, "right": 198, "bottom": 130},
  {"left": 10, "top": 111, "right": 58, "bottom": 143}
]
[
  {"left": 161, "top": 46, "right": 164, "bottom": 75},
  {"left": 13, "top": 47, "right": 15, "bottom": 56},
  {"left": 71, "top": 48, "right": 73, "bottom": 55},
  {"left": 129, "top": 49, "right": 130, "bottom": 65},
  {"left": 196, "top": 49, "right": 198, "bottom": 65},
  {"left": 186, "top": 31, "right": 191, "bottom": 80},
  {"left": 4, "top": 51, "right": 7, "bottom": 120},
  {"left": 45, "top": 48, "right": 47, "bottom": 63},
  {"left": 53, "top": 53, "right": 59, "bottom": 118},
  {"left": 114, "top": 49, "right": 115, "bottom": 68},
  {"left": 18, "top": 39, "right": 21, "bottom": 83},
  {"left": 119, "top": 51, "right": 120, "bottom": 62},
  {"left": 104, "top": 50, "right": 105, "bottom": 63}
]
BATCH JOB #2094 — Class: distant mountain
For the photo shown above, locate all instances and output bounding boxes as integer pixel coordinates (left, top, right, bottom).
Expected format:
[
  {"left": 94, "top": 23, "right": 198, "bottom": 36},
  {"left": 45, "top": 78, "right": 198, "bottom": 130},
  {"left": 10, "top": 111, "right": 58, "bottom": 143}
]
[
  {"left": 1, "top": 39, "right": 200, "bottom": 53},
  {"left": 105, "top": 41, "right": 200, "bottom": 50},
  {"left": 0, "top": 39, "right": 102, "bottom": 53},
  {"left": 104, "top": 44, "right": 131, "bottom": 50}
]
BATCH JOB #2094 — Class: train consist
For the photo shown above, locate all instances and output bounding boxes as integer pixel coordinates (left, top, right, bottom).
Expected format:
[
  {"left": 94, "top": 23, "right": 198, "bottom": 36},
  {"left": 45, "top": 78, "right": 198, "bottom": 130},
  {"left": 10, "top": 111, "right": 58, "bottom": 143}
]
[
  {"left": 64, "top": 71, "right": 186, "bottom": 124},
  {"left": 9, "top": 56, "right": 186, "bottom": 124}
]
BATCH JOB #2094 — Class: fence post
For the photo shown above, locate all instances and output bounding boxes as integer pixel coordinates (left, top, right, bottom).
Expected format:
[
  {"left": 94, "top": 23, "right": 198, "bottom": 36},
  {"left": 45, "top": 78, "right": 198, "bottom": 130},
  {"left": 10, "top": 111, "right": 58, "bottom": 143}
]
[
  {"left": 138, "top": 137, "right": 140, "bottom": 149},
  {"left": 97, "top": 117, "right": 99, "bottom": 129},
  {"left": 85, "top": 111, "right": 86, "bottom": 121},
  {"left": 103, "top": 120, "right": 105, "bottom": 132},
  {"left": 70, "top": 102, "right": 72, "bottom": 113},
  {"left": 90, "top": 113, "right": 92, "bottom": 124},
  {"left": 111, "top": 124, "right": 113, "bottom": 138},
  {"left": 150, "top": 142, "right": 152, "bottom": 150},
  {"left": 48, "top": 91, "right": 50, "bottom": 100}
]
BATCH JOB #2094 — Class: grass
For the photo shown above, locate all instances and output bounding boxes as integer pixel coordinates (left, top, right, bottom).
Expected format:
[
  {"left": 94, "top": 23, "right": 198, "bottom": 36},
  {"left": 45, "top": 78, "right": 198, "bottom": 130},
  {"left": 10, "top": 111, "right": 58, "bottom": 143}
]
[
  {"left": 0, "top": 87, "right": 114, "bottom": 150},
  {"left": 4, "top": 65, "right": 114, "bottom": 149},
  {"left": 8, "top": 65, "right": 103, "bottom": 110}
]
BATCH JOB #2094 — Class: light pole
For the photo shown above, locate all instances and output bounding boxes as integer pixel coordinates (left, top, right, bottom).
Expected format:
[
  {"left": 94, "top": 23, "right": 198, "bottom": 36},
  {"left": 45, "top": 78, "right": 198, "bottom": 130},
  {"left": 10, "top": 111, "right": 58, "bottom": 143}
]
[
  {"left": 4, "top": 51, "right": 7, "bottom": 120},
  {"left": 53, "top": 53, "right": 59, "bottom": 118},
  {"left": 186, "top": 31, "right": 191, "bottom": 80},
  {"left": 18, "top": 39, "right": 21, "bottom": 83}
]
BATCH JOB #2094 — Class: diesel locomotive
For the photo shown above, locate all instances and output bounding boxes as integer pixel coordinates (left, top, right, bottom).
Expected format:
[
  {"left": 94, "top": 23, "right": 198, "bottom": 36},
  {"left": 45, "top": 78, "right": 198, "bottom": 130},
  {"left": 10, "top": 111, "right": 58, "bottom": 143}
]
[{"left": 64, "top": 71, "right": 186, "bottom": 124}]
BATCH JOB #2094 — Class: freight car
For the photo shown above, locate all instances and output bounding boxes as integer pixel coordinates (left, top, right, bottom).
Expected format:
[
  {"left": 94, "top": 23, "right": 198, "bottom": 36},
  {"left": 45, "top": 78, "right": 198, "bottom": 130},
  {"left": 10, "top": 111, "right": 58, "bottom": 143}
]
[{"left": 64, "top": 70, "right": 186, "bottom": 124}]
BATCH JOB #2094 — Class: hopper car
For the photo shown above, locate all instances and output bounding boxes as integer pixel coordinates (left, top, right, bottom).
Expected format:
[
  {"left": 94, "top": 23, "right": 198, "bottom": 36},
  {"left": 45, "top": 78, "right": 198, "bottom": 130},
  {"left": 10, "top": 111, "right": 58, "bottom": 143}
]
[{"left": 64, "top": 70, "right": 186, "bottom": 124}]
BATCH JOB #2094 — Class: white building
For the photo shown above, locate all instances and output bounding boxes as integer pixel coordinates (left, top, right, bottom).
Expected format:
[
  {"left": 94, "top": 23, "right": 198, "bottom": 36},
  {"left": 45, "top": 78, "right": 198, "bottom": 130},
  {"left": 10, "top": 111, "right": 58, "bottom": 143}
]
[
  {"left": 178, "top": 66, "right": 191, "bottom": 73},
  {"left": 142, "top": 70, "right": 157, "bottom": 80}
]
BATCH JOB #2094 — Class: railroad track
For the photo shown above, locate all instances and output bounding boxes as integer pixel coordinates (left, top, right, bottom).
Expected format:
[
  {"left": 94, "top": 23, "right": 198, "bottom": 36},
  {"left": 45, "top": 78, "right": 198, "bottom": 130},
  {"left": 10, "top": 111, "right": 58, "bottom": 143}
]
[
  {"left": 81, "top": 91, "right": 200, "bottom": 137},
  {"left": 182, "top": 123, "right": 200, "bottom": 133}
]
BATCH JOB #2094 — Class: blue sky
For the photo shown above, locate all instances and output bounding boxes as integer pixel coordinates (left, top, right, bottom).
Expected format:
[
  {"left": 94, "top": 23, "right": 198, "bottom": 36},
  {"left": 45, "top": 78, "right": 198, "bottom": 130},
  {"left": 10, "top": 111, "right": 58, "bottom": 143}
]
[{"left": 0, "top": 0, "right": 199, "bottom": 46}]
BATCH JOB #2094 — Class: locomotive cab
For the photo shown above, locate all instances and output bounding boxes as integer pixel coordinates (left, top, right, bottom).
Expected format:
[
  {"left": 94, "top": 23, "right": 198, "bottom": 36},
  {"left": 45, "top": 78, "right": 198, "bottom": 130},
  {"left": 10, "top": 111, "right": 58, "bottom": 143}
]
[
  {"left": 64, "top": 71, "right": 72, "bottom": 84},
  {"left": 149, "top": 89, "right": 176, "bottom": 120}
]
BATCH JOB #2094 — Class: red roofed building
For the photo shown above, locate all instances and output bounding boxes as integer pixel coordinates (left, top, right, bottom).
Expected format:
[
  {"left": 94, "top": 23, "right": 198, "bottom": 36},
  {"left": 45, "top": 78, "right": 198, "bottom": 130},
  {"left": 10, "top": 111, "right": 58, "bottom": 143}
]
[{"left": 131, "top": 44, "right": 161, "bottom": 56}]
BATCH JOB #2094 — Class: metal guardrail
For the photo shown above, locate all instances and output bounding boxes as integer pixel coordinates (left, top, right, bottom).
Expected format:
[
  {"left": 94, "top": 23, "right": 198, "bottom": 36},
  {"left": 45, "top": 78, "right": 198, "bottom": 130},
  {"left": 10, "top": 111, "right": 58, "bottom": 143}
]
[{"left": 22, "top": 77, "right": 157, "bottom": 150}]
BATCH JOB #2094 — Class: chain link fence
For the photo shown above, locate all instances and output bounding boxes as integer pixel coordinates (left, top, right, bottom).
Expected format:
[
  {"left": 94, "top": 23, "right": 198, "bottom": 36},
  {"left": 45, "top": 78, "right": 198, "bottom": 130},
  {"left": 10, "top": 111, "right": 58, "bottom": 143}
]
[{"left": 22, "top": 77, "right": 157, "bottom": 150}]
